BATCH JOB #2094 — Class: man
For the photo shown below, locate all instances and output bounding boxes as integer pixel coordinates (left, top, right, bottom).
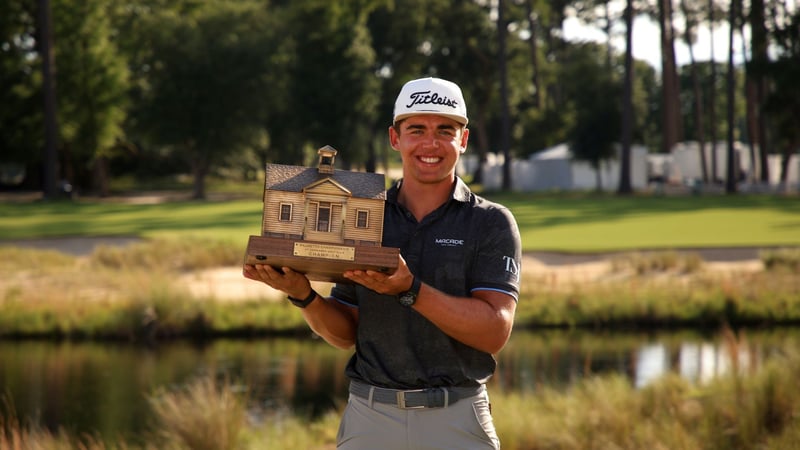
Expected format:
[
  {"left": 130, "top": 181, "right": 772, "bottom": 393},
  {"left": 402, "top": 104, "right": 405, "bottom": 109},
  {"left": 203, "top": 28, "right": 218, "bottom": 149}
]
[{"left": 244, "top": 77, "right": 522, "bottom": 449}]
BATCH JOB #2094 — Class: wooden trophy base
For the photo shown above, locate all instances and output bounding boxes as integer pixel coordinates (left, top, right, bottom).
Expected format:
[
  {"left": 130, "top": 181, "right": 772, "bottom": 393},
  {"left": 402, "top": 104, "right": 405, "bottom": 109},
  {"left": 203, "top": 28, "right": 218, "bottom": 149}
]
[{"left": 244, "top": 235, "right": 399, "bottom": 284}]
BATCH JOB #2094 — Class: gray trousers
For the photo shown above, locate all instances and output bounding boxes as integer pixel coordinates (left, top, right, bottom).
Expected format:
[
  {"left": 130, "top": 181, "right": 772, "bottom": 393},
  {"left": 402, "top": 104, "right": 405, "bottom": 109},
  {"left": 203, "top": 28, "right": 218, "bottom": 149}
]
[{"left": 336, "top": 389, "right": 500, "bottom": 449}]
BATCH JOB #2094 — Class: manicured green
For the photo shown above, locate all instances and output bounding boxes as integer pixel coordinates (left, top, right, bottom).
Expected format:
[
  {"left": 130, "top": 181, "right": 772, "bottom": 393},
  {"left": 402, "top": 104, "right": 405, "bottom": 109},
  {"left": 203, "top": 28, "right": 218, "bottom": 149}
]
[
  {"left": 490, "top": 193, "right": 800, "bottom": 251},
  {"left": 0, "top": 198, "right": 263, "bottom": 243},
  {"left": 1, "top": 193, "right": 798, "bottom": 252}
]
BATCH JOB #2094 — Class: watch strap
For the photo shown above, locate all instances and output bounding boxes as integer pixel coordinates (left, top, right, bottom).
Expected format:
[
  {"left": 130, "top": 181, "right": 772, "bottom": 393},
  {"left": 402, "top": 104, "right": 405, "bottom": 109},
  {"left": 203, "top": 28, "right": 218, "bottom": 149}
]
[
  {"left": 406, "top": 276, "right": 421, "bottom": 296},
  {"left": 288, "top": 289, "right": 318, "bottom": 308},
  {"left": 397, "top": 276, "right": 421, "bottom": 307}
]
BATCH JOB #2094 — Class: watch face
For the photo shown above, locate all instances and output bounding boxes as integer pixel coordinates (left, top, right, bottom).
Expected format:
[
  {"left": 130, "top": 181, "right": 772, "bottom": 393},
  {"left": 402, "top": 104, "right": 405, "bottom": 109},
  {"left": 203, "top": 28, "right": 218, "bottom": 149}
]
[{"left": 398, "top": 292, "right": 416, "bottom": 307}]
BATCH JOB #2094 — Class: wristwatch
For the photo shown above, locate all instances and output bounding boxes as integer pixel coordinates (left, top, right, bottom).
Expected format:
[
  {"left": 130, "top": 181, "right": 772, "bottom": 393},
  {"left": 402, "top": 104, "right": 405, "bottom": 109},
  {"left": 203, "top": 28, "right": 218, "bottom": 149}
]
[
  {"left": 397, "top": 276, "right": 421, "bottom": 307},
  {"left": 288, "top": 289, "right": 318, "bottom": 308}
]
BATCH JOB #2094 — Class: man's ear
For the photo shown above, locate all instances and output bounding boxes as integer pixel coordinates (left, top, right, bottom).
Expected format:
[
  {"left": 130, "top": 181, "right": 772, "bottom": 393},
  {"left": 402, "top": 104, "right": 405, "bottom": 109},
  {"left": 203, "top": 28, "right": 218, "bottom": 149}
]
[
  {"left": 388, "top": 125, "right": 400, "bottom": 151},
  {"left": 459, "top": 128, "right": 469, "bottom": 153}
]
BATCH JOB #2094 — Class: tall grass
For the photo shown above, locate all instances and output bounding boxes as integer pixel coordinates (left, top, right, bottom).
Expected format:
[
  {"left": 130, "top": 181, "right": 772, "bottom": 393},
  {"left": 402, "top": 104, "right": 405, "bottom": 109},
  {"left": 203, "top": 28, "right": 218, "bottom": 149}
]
[
  {"left": 760, "top": 247, "right": 800, "bottom": 272},
  {"left": 2, "top": 242, "right": 800, "bottom": 337},
  {"left": 516, "top": 251, "right": 800, "bottom": 328},
  {"left": 0, "top": 405, "right": 110, "bottom": 450},
  {"left": 0, "top": 240, "right": 307, "bottom": 339},
  {"left": 610, "top": 250, "right": 705, "bottom": 274},
  {"left": 147, "top": 377, "right": 246, "bottom": 450},
  {"left": 493, "top": 339, "right": 800, "bottom": 450},
  {"left": 90, "top": 237, "right": 244, "bottom": 272},
  {"left": 3, "top": 337, "right": 799, "bottom": 449}
]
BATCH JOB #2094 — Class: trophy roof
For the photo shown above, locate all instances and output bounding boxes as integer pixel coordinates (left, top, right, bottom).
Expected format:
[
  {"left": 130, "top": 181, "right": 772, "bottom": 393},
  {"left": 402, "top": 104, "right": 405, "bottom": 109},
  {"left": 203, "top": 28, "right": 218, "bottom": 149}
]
[{"left": 264, "top": 164, "right": 386, "bottom": 200}]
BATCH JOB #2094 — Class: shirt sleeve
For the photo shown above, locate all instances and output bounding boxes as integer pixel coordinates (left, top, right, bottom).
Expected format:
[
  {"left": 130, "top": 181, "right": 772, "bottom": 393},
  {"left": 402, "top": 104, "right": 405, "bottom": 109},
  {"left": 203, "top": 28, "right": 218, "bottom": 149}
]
[
  {"left": 469, "top": 205, "right": 522, "bottom": 300},
  {"left": 330, "top": 282, "right": 359, "bottom": 307}
]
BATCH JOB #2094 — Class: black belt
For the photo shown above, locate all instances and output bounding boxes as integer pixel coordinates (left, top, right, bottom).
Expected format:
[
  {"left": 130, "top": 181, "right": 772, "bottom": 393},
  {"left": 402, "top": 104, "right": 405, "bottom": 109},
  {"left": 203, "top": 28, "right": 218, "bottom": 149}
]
[{"left": 349, "top": 380, "right": 484, "bottom": 409}]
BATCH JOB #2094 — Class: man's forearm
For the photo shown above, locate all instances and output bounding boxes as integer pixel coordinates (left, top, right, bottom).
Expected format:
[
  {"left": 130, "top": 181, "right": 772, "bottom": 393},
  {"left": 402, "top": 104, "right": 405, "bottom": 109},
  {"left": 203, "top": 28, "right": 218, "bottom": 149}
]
[
  {"left": 301, "top": 296, "right": 358, "bottom": 349},
  {"left": 412, "top": 283, "right": 516, "bottom": 354}
]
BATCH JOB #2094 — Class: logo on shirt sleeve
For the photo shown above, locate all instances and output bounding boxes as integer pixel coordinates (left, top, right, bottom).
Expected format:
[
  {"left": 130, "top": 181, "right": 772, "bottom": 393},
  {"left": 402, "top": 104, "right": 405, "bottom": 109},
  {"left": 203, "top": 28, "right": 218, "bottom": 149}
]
[{"left": 503, "top": 255, "right": 520, "bottom": 277}]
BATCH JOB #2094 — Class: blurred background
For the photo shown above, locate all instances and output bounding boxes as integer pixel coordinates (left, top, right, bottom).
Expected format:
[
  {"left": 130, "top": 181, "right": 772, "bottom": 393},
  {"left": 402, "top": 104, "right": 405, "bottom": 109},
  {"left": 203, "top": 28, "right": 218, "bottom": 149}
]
[{"left": 2, "top": 0, "right": 799, "bottom": 200}]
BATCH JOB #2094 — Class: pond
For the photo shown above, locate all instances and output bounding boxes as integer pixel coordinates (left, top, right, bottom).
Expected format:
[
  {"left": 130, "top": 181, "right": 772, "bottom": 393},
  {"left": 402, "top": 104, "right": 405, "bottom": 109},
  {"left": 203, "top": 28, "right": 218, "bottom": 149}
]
[{"left": 1, "top": 327, "right": 797, "bottom": 445}]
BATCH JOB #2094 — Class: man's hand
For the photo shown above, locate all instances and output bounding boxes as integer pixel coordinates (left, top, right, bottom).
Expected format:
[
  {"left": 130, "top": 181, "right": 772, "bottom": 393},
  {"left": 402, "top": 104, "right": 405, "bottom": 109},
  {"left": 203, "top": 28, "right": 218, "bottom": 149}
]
[
  {"left": 343, "top": 254, "right": 414, "bottom": 295},
  {"left": 243, "top": 264, "right": 312, "bottom": 299}
]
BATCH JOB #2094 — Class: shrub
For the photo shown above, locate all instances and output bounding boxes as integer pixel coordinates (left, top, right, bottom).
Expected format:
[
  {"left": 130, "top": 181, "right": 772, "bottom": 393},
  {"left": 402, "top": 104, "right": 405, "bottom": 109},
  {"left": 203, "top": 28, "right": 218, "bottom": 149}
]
[
  {"left": 148, "top": 377, "right": 247, "bottom": 450},
  {"left": 760, "top": 247, "right": 800, "bottom": 273},
  {"left": 611, "top": 250, "right": 704, "bottom": 275}
]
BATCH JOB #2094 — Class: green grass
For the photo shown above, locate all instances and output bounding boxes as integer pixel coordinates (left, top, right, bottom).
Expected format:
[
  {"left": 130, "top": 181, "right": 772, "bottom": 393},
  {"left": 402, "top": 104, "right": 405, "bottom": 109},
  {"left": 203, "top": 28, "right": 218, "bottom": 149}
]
[
  {"left": 1, "top": 192, "right": 798, "bottom": 252},
  {"left": 0, "top": 199, "right": 263, "bottom": 243},
  {"left": 492, "top": 193, "right": 800, "bottom": 251}
]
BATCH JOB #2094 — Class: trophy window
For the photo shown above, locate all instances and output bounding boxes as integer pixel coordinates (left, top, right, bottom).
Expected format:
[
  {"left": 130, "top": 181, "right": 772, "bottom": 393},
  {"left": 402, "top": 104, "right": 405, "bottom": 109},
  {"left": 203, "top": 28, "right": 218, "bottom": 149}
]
[
  {"left": 317, "top": 202, "right": 331, "bottom": 232},
  {"left": 356, "top": 210, "right": 369, "bottom": 228},
  {"left": 279, "top": 203, "right": 293, "bottom": 222}
]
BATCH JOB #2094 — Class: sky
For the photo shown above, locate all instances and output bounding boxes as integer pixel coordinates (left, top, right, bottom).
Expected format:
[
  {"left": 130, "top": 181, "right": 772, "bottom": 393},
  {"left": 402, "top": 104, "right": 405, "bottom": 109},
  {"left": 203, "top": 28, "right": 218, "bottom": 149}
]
[{"left": 562, "top": 10, "right": 749, "bottom": 71}]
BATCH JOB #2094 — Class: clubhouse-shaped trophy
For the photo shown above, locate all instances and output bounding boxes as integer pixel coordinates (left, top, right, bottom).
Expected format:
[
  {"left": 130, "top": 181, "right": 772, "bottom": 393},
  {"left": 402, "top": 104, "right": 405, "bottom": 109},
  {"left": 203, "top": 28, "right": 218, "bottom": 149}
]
[{"left": 244, "top": 145, "right": 399, "bottom": 283}]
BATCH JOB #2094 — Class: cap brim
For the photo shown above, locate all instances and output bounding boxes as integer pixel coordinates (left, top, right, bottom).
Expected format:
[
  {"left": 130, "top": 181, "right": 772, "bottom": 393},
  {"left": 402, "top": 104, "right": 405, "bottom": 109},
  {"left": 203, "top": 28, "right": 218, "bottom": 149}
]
[{"left": 394, "top": 112, "right": 468, "bottom": 126}]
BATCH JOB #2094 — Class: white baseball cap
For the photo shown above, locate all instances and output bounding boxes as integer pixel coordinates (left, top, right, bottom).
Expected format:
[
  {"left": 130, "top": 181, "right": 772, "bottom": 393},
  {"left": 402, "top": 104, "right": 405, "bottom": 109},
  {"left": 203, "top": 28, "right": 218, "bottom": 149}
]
[{"left": 393, "top": 77, "right": 468, "bottom": 126}]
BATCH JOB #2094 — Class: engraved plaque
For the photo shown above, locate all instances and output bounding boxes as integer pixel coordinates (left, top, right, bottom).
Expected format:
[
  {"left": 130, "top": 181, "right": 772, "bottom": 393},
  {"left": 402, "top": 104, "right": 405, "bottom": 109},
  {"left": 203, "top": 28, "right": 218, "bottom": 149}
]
[{"left": 294, "top": 243, "right": 355, "bottom": 261}]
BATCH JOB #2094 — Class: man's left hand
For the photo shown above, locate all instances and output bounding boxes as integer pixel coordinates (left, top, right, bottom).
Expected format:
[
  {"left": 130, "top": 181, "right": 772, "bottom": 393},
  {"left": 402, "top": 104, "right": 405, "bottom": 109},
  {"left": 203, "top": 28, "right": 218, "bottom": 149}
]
[{"left": 343, "top": 254, "right": 414, "bottom": 295}]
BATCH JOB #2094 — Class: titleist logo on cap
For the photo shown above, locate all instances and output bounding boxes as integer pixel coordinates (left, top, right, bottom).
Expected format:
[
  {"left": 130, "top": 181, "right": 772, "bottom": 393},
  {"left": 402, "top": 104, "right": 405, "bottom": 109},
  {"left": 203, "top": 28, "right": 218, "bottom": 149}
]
[
  {"left": 394, "top": 77, "right": 468, "bottom": 125},
  {"left": 406, "top": 90, "right": 459, "bottom": 110}
]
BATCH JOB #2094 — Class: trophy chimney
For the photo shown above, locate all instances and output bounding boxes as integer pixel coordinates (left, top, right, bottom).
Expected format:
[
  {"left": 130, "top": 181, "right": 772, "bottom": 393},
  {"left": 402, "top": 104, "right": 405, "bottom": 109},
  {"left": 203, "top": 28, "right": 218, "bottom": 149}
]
[{"left": 317, "top": 145, "right": 337, "bottom": 175}]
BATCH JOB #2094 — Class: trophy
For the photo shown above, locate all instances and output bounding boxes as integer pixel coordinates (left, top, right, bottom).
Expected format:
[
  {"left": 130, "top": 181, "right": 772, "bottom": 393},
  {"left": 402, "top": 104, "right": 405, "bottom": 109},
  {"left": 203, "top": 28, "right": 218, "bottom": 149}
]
[{"left": 244, "top": 145, "right": 399, "bottom": 283}]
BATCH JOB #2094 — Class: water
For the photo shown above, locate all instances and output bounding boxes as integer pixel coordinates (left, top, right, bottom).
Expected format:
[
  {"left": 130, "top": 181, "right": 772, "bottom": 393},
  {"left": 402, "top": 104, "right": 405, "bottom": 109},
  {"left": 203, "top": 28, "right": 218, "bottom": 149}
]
[{"left": 1, "top": 328, "right": 797, "bottom": 444}]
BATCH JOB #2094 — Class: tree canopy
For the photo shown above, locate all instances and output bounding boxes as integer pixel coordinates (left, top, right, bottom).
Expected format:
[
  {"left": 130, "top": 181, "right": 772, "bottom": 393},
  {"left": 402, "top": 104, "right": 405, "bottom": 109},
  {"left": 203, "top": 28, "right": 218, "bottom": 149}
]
[{"left": 1, "top": 0, "right": 798, "bottom": 197}]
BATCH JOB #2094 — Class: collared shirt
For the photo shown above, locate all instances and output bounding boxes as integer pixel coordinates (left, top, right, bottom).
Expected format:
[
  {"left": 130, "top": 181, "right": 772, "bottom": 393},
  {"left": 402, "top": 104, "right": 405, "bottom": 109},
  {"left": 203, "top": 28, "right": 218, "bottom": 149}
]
[{"left": 331, "top": 177, "right": 522, "bottom": 389}]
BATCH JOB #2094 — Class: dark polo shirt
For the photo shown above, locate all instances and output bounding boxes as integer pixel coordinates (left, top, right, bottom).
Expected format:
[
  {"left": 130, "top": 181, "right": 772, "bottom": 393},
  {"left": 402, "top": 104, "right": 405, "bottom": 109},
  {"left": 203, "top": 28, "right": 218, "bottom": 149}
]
[{"left": 330, "top": 177, "right": 522, "bottom": 389}]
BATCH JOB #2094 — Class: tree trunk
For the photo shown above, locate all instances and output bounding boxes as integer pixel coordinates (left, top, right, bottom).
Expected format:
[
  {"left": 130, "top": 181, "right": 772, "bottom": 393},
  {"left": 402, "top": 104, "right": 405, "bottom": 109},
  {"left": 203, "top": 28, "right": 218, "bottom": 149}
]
[
  {"left": 745, "top": 77, "right": 759, "bottom": 182},
  {"left": 497, "top": 0, "right": 512, "bottom": 191},
  {"left": 365, "top": 139, "right": 376, "bottom": 173},
  {"left": 708, "top": 0, "right": 719, "bottom": 182},
  {"left": 192, "top": 161, "right": 208, "bottom": 200},
  {"left": 525, "top": 0, "right": 541, "bottom": 109},
  {"left": 190, "top": 143, "right": 208, "bottom": 200},
  {"left": 93, "top": 155, "right": 110, "bottom": 197},
  {"left": 659, "top": 0, "right": 681, "bottom": 155},
  {"left": 595, "top": 163, "right": 603, "bottom": 192},
  {"left": 471, "top": 106, "right": 490, "bottom": 185},
  {"left": 38, "top": 0, "right": 60, "bottom": 199},
  {"left": 618, "top": 0, "right": 634, "bottom": 195},
  {"left": 680, "top": 0, "right": 708, "bottom": 182},
  {"left": 749, "top": 0, "right": 770, "bottom": 184},
  {"left": 725, "top": 0, "right": 738, "bottom": 194},
  {"left": 603, "top": 0, "right": 613, "bottom": 68}
]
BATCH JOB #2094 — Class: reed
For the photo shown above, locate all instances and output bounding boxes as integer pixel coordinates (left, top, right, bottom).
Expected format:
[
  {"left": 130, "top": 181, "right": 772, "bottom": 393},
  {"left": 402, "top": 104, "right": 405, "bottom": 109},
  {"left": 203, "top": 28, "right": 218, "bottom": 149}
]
[
  {"left": 760, "top": 247, "right": 800, "bottom": 272},
  {"left": 491, "top": 340, "right": 800, "bottom": 450},
  {"left": 0, "top": 407, "right": 110, "bottom": 450},
  {"left": 610, "top": 250, "right": 705, "bottom": 274},
  {"left": 148, "top": 377, "right": 247, "bottom": 450},
  {"left": 90, "top": 237, "right": 244, "bottom": 272},
  {"left": 516, "top": 257, "right": 800, "bottom": 328},
  {"left": 2, "top": 242, "right": 799, "bottom": 338},
  {"left": 5, "top": 340, "right": 799, "bottom": 449}
]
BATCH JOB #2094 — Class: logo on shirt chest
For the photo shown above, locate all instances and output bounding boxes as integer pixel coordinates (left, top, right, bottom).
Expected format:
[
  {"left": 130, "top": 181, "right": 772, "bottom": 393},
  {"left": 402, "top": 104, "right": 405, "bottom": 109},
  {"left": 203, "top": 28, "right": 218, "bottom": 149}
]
[{"left": 435, "top": 238, "right": 465, "bottom": 247}]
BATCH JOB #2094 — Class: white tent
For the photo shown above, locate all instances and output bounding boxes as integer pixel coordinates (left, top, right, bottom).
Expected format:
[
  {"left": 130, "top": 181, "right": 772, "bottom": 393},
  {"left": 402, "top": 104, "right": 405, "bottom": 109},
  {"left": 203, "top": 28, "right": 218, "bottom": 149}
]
[
  {"left": 474, "top": 143, "right": 648, "bottom": 192},
  {"left": 670, "top": 141, "right": 800, "bottom": 190}
]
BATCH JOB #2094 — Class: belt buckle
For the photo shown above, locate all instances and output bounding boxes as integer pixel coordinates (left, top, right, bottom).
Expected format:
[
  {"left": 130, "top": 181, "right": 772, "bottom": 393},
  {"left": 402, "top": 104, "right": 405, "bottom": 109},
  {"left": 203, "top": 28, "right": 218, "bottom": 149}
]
[{"left": 396, "top": 389, "right": 427, "bottom": 409}]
